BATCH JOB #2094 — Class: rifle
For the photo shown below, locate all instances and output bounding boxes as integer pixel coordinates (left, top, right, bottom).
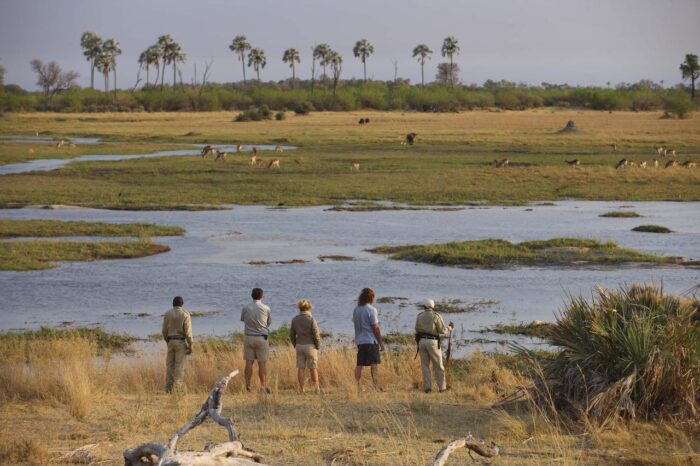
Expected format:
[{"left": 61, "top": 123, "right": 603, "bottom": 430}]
[{"left": 445, "top": 328, "right": 453, "bottom": 388}]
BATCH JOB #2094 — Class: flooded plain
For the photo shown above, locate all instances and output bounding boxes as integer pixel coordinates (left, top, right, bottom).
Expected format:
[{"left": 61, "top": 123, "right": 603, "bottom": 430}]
[{"left": 0, "top": 201, "right": 698, "bottom": 351}]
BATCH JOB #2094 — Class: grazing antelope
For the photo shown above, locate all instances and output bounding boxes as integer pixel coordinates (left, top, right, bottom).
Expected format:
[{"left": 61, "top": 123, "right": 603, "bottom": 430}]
[
  {"left": 665, "top": 148, "right": 676, "bottom": 157},
  {"left": 627, "top": 160, "right": 639, "bottom": 167},
  {"left": 615, "top": 158, "right": 628, "bottom": 169},
  {"left": 236, "top": 144, "right": 242, "bottom": 153},
  {"left": 214, "top": 150, "right": 227, "bottom": 161},
  {"left": 610, "top": 143, "right": 617, "bottom": 152},
  {"left": 252, "top": 147, "right": 258, "bottom": 156},
  {"left": 55, "top": 139, "right": 65, "bottom": 148},
  {"left": 364, "top": 118, "right": 370, "bottom": 124},
  {"left": 402, "top": 132, "right": 417, "bottom": 146},
  {"left": 565, "top": 159, "right": 580, "bottom": 167},
  {"left": 655, "top": 146, "right": 665, "bottom": 156},
  {"left": 494, "top": 158, "right": 509, "bottom": 168},
  {"left": 201, "top": 145, "right": 215, "bottom": 157},
  {"left": 665, "top": 160, "right": 678, "bottom": 168},
  {"left": 267, "top": 159, "right": 280, "bottom": 169},
  {"left": 250, "top": 154, "right": 257, "bottom": 166},
  {"left": 275, "top": 145, "right": 284, "bottom": 153},
  {"left": 653, "top": 159, "right": 659, "bottom": 168},
  {"left": 351, "top": 161, "right": 360, "bottom": 172},
  {"left": 682, "top": 161, "right": 697, "bottom": 168},
  {"left": 638, "top": 160, "right": 647, "bottom": 168}
]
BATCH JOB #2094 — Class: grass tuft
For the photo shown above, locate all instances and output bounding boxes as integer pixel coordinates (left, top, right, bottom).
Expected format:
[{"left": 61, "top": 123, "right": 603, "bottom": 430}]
[
  {"left": 632, "top": 224, "right": 673, "bottom": 233},
  {"left": 600, "top": 211, "right": 642, "bottom": 218}
]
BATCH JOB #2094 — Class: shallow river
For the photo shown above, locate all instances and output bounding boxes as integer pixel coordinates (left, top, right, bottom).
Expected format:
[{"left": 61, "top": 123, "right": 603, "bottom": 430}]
[{"left": 0, "top": 201, "right": 698, "bottom": 351}]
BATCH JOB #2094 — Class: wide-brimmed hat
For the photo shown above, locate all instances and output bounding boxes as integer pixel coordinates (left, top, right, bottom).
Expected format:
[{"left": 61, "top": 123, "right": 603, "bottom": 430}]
[{"left": 421, "top": 299, "right": 435, "bottom": 309}]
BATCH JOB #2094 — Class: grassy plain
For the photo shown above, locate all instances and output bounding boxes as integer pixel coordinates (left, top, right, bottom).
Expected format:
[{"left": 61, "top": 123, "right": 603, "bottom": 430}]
[
  {"left": 369, "top": 238, "right": 686, "bottom": 268},
  {"left": 0, "top": 219, "right": 184, "bottom": 238},
  {"left": 0, "top": 333, "right": 697, "bottom": 465},
  {"left": 0, "top": 110, "right": 699, "bottom": 208}
]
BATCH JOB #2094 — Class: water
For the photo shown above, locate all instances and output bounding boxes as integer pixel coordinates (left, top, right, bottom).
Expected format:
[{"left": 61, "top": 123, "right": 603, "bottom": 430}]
[{"left": 1, "top": 201, "right": 698, "bottom": 352}]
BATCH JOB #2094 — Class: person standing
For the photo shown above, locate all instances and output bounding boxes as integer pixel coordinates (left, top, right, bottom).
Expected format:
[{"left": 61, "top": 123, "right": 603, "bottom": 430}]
[
  {"left": 162, "top": 296, "right": 193, "bottom": 393},
  {"left": 241, "top": 287, "right": 272, "bottom": 392},
  {"left": 290, "top": 299, "right": 322, "bottom": 393},
  {"left": 352, "top": 287, "right": 385, "bottom": 390},
  {"left": 414, "top": 299, "right": 453, "bottom": 393}
]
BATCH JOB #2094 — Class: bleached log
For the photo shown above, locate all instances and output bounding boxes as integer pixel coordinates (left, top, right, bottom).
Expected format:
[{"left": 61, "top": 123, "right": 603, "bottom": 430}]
[
  {"left": 430, "top": 434, "right": 500, "bottom": 466},
  {"left": 124, "top": 370, "right": 266, "bottom": 466}
]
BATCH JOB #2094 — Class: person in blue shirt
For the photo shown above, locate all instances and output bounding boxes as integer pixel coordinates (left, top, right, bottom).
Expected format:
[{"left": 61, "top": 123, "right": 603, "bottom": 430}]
[{"left": 352, "top": 287, "right": 385, "bottom": 390}]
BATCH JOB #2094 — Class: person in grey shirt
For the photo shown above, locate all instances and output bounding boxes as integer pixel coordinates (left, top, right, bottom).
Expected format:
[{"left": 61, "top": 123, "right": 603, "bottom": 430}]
[
  {"left": 352, "top": 287, "right": 385, "bottom": 391},
  {"left": 240, "top": 287, "right": 271, "bottom": 392}
]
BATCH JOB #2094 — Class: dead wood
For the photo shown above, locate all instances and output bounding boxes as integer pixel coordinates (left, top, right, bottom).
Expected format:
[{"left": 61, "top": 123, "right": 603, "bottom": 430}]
[{"left": 430, "top": 434, "right": 500, "bottom": 466}]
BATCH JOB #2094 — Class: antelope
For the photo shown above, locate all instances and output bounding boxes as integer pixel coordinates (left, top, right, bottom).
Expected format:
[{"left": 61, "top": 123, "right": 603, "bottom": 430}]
[
  {"left": 252, "top": 147, "right": 258, "bottom": 157},
  {"left": 665, "top": 148, "right": 676, "bottom": 157},
  {"left": 615, "top": 158, "right": 628, "bottom": 169},
  {"left": 201, "top": 145, "right": 215, "bottom": 157},
  {"left": 652, "top": 159, "right": 659, "bottom": 168},
  {"left": 55, "top": 139, "right": 65, "bottom": 148},
  {"left": 682, "top": 161, "right": 697, "bottom": 168},
  {"left": 275, "top": 145, "right": 284, "bottom": 153},
  {"left": 655, "top": 146, "right": 665, "bottom": 156},
  {"left": 565, "top": 159, "right": 580, "bottom": 167},
  {"left": 28, "top": 148, "right": 35, "bottom": 154},
  {"left": 236, "top": 144, "right": 242, "bottom": 153},
  {"left": 214, "top": 150, "right": 227, "bottom": 161},
  {"left": 364, "top": 118, "right": 370, "bottom": 124},
  {"left": 627, "top": 160, "right": 638, "bottom": 168},
  {"left": 402, "top": 132, "right": 417, "bottom": 146},
  {"left": 351, "top": 161, "right": 360, "bottom": 172},
  {"left": 638, "top": 160, "right": 647, "bottom": 168},
  {"left": 358, "top": 118, "right": 365, "bottom": 125},
  {"left": 665, "top": 160, "right": 678, "bottom": 168},
  {"left": 610, "top": 143, "right": 617, "bottom": 152},
  {"left": 250, "top": 154, "right": 257, "bottom": 166},
  {"left": 267, "top": 159, "right": 280, "bottom": 169},
  {"left": 494, "top": 158, "right": 509, "bottom": 168}
]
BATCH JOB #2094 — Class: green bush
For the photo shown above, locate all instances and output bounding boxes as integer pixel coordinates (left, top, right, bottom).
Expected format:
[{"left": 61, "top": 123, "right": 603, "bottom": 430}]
[
  {"left": 275, "top": 111, "right": 286, "bottom": 120},
  {"left": 517, "top": 284, "right": 699, "bottom": 425},
  {"left": 293, "top": 101, "right": 314, "bottom": 115},
  {"left": 663, "top": 90, "right": 695, "bottom": 119}
]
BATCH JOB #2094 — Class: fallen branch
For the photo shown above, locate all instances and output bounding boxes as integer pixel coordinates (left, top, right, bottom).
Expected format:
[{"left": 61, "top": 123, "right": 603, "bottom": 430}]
[
  {"left": 124, "top": 370, "right": 265, "bottom": 465},
  {"left": 430, "top": 434, "right": 499, "bottom": 466}
]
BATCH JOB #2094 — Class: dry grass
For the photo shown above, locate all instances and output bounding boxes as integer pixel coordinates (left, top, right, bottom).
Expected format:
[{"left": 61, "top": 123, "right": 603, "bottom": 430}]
[{"left": 0, "top": 335, "right": 697, "bottom": 465}]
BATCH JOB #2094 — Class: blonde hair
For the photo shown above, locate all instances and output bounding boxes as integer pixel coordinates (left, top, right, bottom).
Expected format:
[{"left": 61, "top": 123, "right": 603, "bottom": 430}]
[
  {"left": 297, "top": 299, "right": 313, "bottom": 312},
  {"left": 358, "top": 288, "right": 375, "bottom": 306}
]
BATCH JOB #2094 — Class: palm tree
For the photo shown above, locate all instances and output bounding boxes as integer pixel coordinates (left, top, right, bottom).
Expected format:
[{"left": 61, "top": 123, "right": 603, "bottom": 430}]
[
  {"left": 313, "top": 43, "right": 331, "bottom": 82},
  {"left": 229, "top": 35, "right": 251, "bottom": 83},
  {"left": 156, "top": 35, "right": 175, "bottom": 89},
  {"left": 352, "top": 39, "right": 374, "bottom": 82},
  {"left": 328, "top": 50, "right": 342, "bottom": 106},
  {"left": 138, "top": 45, "right": 160, "bottom": 87},
  {"left": 80, "top": 31, "right": 103, "bottom": 89},
  {"left": 247, "top": 48, "right": 266, "bottom": 82},
  {"left": 95, "top": 49, "right": 112, "bottom": 93},
  {"left": 167, "top": 42, "right": 186, "bottom": 87},
  {"left": 680, "top": 54, "right": 700, "bottom": 99},
  {"left": 412, "top": 44, "right": 432, "bottom": 88},
  {"left": 282, "top": 48, "right": 301, "bottom": 83},
  {"left": 102, "top": 39, "right": 121, "bottom": 98},
  {"left": 441, "top": 36, "right": 460, "bottom": 87}
]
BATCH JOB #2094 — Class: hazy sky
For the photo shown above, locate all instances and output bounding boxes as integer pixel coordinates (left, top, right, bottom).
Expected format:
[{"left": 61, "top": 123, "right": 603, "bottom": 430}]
[{"left": 1, "top": 0, "right": 699, "bottom": 90}]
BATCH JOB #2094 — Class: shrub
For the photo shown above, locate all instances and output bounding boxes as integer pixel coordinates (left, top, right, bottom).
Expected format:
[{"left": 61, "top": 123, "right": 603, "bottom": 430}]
[
  {"left": 275, "top": 111, "right": 286, "bottom": 120},
  {"left": 293, "top": 101, "right": 314, "bottom": 115},
  {"left": 234, "top": 105, "right": 273, "bottom": 122},
  {"left": 517, "top": 284, "right": 699, "bottom": 426},
  {"left": 663, "top": 90, "right": 695, "bottom": 119}
]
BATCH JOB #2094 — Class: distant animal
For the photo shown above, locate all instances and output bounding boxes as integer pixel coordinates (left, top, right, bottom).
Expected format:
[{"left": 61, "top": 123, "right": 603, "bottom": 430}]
[
  {"left": 214, "top": 150, "right": 227, "bottom": 161},
  {"left": 201, "top": 145, "right": 215, "bottom": 157},
  {"left": 250, "top": 155, "right": 257, "bottom": 166},
  {"left": 565, "top": 159, "right": 580, "bottom": 167},
  {"left": 615, "top": 158, "right": 628, "bottom": 169},
  {"left": 665, "top": 148, "right": 676, "bottom": 157},
  {"left": 627, "top": 160, "right": 638, "bottom": 168},
  {"left": 358, "top": 118, "right": 365, "bottom": 125},
  {"left": 351, "top": 161, "right": 360, "bottom": 172},
  {"left": 494, "top": 158, "right": 509, "bottom": 168},
  {"left": 638, "top": 160, "right": 647, "bottom": 168},
  {"left": 682, "top": 161, "right": 697, "bottom": 168},
  {"left": 252, "top": 147, "right": 258, "bottom": 156},
  {"left": 275, "top": 145, "right": 284, "bottom": 153},
  {"left": 652, "top": 159, "right": 659, "bottom": 168},
  {"left": 655, "top": 146, "right": 665, "bottom": 156},
  {"left": 610, "top": 143, "right": 617, "bottom": 152},
  {"left": 55, "top": 139, "right": 65, "bottom": 148},
  {"left": 28, "top": 148, "right": 35, "bottom": 154},
  {"left": 364, "top": 118, "right": 370, "bottom": 124},
  {"left": 403, "top": 132, "right": 417, "bottom": 145},
  {"left": 267, "top": 159, "right": 280, "bottom": 169},
  {"left": 293, "top": 158, "right": 303, "bottom": 165},
  {"left": 236, "top": 144, "right": 242, "bottom": 153},
  {"left": 665, "top": 160, "right": 678, "bottom": 168}
]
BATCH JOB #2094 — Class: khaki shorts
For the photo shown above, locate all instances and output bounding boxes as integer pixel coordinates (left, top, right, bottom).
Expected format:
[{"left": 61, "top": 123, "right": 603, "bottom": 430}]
[
  {"left": 295, "top": 344, "right": 319, "bottom": 369},
  {"left": 243, "top": 335, "right": 270, "bottom": 362}
]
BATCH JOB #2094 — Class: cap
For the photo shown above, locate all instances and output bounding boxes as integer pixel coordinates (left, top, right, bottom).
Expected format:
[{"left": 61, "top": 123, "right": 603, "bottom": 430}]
[{"left": 422, "top": 299, "right": 435, "bottom": 309}]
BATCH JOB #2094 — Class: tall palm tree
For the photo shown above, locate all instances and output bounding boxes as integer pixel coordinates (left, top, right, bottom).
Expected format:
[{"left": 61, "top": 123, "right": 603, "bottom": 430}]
[
  {"left": 441, "top": 36, "right": 460, "bottom": 87},
  {"left": 412, "top": 44, "right": 432, "bottom": 88},
  {"left": 680, "top": 54, "right": 700, "bottom": 99},
  {"left": 328, "top": 50, "right": 342, "bottom": 106},
  {"left": 80, "top": 31, "right": 103, "bottom": 89},
  {"left": 229, "top": 35, "right": 251, "bottom": 83},
  {"left": 157, "top": 35, "right": 175, "bottom": 89},
  {"left": 102, "top": 39, "right": 121, "bottom": 98},
  {"left": 313, "top": 43, "right": 331, "bottom": 82},
  {"left": 352, "top": 39, "right": 374, "bottom": 82},
  {"left": 95, "top": 49, "right": 112, "bottom": 93},
  {"left": 138, "top": 45, "right": 159, "bottom": 87},
  {"left": 282, "top": 48, "right": 301, "bottom": 83},
  {"left": 247, "top": 48, "right": 266, "bottom": 82},
  {"left": 167, "top": 42, "right": 186, "bottom": 87}
]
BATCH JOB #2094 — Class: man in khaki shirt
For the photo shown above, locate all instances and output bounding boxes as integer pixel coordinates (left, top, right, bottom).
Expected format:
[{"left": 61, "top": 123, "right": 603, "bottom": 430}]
[
  {"left": 240, "top": 288, "right": 272, "bottom": 392},
  {"left": 162, "top": 296, "right": 193, "bottom": 392},
  {"left": 415, "top": 299, "right": 453, "bottom": 393}
]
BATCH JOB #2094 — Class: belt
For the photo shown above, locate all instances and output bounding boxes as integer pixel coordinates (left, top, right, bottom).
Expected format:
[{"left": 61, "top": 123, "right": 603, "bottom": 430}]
[
  {"left": 246, "top": 334, "right": 268, "bottom": 340},
  {"left": 166, "top": 336, "right": 186, "bottom": 342},
  {"left": 418, "top": 334, "right": 439, "bottom": 340}
]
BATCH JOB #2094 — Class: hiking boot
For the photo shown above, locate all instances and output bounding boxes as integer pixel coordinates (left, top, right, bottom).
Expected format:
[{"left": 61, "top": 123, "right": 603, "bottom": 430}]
[{"left": 424, "top": 389, "right": 432, "bottom": 393}]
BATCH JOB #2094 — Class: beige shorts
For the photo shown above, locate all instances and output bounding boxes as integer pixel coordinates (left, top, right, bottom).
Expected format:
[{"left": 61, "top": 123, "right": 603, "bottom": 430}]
[
  {"left": 243, "top": 335, "right": 270, "bottom": 362},
  {"left": 295, "top": 344, "right": 319, "bottom": 369}
]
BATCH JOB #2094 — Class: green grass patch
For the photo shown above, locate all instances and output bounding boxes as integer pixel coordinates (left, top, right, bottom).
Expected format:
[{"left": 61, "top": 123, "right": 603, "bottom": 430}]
[
  {"left": 369, "top": 237, "right": 685, "bottom": 268},
  {"left": 0, "top": 239, "right": 170, "bottom": 271},
  {"left": 632, "top": 224, "right": 673, "bottom": 233},
  {"left": 599, "top": 211, "right": 642, "bottom": 218},
  {"left": 0, "top": 326, "right": 135, "bottom": 352},
  {"left": 0, "top": 219, "right": 184, "bottom": 238},
  {"left": 481, "top": 322, "right": 553, "bottom": 338},
  {"left": 382, "top": 332, "right": 415, "bottom": 345}
]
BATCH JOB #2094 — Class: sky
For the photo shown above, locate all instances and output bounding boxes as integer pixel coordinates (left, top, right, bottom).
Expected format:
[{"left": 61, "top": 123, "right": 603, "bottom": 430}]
[{"left": 1, "top": 0, "right": 699, "bottom": 91}]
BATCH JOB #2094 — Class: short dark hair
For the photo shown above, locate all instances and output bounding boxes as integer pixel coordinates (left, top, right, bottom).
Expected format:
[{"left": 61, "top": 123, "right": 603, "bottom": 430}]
[
  {"left": 173, "top": 296, "right": 184, "bottom": 307},
  {"left": 251, "top": 288, "right": 264, "bottom": 300},
  {"left": 358, "top": 288, "right": 375, "bottom": 306}
]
